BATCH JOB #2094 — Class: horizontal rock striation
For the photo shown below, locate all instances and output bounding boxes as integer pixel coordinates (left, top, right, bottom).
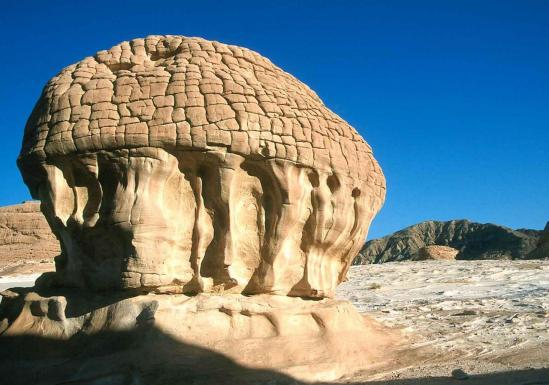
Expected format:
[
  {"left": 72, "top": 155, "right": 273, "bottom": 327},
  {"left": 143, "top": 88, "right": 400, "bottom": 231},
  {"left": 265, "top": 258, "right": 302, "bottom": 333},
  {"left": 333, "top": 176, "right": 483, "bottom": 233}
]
[
  {"left": 0, "top": 202, "right": 59, "bottom": 274},
  {"left": 355, "top": 220, "right": 543, "bottom": 264},
  {"left": 412, "top": 245, "right": 458, "bottom": 261}
]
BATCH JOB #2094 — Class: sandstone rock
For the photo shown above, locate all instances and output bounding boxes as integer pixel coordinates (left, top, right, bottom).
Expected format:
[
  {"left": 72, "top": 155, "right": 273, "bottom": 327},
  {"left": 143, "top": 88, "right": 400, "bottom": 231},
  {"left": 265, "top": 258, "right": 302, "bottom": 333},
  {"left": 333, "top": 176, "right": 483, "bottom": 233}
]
[
  {"left": 2, "top": 35, "right": 388, "bottom": 382},
  {"left": 0, "top": 288, "right": 399, "bottom": 383},
  {"left": 355, "top": 220, "right": 543, "bottom": 264},
  {"left": 18, "top": 35, "right": 385, "bottom": 296},
  {"left": 412, "top": 245, "right": 458, "bottom": 261},
  {"left": 0, "top": 201, "right": 58, "bottom": 275}
]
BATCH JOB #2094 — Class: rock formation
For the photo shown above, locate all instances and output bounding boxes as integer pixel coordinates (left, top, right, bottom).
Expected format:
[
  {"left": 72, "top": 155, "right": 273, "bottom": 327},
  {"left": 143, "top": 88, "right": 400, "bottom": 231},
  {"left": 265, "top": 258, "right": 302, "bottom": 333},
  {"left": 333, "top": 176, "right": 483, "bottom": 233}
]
[
  {"left": 412, "top": 245, "right": 458, "bottom": 261},
  {"left": 1, "top": 35, "right": 391, "bottom": 382},
  {"left": 528, "top": 221, "right": 549, "bottom": 259},
  {"left": 355, "top": 220, "right": 543, "bottom": 264},
  {"left": 0, "top": 201, "right": 58, "bottom": 275},
  {"left": 17, "top": 35, "right": 385, "bottom": 296}
]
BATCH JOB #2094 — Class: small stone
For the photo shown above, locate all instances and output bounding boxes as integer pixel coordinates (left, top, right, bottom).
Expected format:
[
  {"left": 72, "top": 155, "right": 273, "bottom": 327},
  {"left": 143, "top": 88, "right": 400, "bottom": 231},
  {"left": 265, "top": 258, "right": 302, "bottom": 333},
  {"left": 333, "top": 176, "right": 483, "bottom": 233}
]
[{"left": 451, "top": 368, "right": 469, "bottom": 380}]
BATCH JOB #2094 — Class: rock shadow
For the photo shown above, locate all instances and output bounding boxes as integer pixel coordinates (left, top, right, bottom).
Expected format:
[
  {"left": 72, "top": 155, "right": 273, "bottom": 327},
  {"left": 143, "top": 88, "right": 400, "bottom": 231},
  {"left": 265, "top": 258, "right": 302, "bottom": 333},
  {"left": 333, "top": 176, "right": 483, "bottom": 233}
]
[
  {"left": 0, "top": 325, "right": 307, "bottom": 385},
  {"left": 327, "top": 367, "right": 549, "bottom": 385}
]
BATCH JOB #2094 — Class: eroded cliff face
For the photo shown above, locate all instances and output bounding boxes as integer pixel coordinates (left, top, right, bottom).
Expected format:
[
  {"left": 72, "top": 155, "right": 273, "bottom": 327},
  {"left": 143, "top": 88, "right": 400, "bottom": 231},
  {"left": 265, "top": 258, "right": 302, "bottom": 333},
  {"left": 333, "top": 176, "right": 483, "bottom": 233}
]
[
  {"left": 17, "top": 35, "right": 385, "bottom": 297},
  {"left": 355, "top": 220, "right": 543, "bottom": 264},
  {"left": 0, "top": 202, "right": 58, "bottom": 275}
]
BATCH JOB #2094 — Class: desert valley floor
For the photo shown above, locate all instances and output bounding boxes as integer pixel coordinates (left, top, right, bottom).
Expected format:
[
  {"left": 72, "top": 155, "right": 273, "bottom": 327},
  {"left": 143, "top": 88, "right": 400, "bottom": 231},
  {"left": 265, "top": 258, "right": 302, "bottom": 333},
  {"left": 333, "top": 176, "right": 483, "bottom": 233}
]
[
  {"left": 336, "top": 260, "right": 549, "bottom": 383},
  {"left": 1, "top": 260, "right": 548, "bottom": 384}
]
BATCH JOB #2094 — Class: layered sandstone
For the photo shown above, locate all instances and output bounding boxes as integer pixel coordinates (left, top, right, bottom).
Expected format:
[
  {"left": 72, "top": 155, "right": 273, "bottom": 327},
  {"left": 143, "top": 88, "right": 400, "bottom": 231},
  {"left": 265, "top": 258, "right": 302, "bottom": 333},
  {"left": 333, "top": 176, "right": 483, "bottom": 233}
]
[
  {"left": 18, "top": 35, "right": 385, "bottom": 296},
  {"left": 0, "top": 201, "right": 58, "bottom": 275},
  {"left": 2, "top": 35, "right": 388, "bottom": 382},
  {"left": 0, "top": 289, "right": 398, "bottom": 383}
]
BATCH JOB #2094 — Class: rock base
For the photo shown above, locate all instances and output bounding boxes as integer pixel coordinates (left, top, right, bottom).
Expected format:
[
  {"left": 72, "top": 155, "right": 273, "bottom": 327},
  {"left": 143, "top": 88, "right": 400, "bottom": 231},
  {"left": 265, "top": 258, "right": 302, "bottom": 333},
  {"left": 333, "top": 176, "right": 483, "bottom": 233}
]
[{"left": 0, "top": 288, "right": 399, "bottom": 384}]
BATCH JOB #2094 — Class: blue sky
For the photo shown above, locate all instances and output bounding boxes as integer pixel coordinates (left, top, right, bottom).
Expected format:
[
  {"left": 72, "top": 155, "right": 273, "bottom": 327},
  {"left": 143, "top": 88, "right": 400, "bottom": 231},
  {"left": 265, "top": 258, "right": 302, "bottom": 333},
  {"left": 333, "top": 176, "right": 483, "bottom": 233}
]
[{"left": 1, "top": 0, "right": 547, "bottom": 239}]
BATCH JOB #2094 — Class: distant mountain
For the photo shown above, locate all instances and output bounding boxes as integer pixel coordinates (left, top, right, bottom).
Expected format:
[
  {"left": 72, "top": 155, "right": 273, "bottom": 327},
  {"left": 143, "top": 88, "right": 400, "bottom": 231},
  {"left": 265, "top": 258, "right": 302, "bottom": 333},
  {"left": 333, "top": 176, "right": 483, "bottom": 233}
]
[
  {"left": 354, "top": 220, "right": 547, "bottom": 264},
  {"left": 528, "top": 222, "right": 549, "bottom": 259}
]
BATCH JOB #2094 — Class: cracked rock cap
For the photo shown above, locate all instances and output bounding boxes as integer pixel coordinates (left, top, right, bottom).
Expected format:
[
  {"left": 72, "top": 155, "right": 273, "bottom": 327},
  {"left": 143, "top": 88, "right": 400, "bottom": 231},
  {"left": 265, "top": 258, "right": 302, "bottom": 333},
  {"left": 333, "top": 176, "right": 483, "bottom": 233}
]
[{"left": 19, "top": 35, "right": 383, "bottom": 192}]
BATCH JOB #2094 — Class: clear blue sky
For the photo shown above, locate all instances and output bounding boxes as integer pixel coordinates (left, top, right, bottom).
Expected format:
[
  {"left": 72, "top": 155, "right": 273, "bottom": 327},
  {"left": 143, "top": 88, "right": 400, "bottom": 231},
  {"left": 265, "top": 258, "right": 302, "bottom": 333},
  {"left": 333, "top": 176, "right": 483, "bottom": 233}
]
[{"left": 1, "top": 0, "right": 548, "bottom": 239}]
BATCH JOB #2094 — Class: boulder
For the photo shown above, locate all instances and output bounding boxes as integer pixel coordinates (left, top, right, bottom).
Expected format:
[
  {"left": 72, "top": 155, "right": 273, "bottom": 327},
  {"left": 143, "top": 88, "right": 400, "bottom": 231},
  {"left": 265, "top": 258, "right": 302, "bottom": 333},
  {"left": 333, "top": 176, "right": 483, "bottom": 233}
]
[
  {"left": 412, "top": 245, "right": 458, "bottom": 261},
  {"left": 18, "top": 35, "right": 386, "bottom": 296},
  {"left": 1, "top": 35, "right": 389, "bottom": 382}
]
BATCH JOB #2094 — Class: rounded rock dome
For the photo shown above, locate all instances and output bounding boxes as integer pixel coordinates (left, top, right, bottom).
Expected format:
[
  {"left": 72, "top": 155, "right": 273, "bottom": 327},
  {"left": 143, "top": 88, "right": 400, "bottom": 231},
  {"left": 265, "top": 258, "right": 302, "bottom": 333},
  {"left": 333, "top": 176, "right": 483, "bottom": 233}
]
[{"left": 18, "top": 36, "right": 385, "bottom": 296}]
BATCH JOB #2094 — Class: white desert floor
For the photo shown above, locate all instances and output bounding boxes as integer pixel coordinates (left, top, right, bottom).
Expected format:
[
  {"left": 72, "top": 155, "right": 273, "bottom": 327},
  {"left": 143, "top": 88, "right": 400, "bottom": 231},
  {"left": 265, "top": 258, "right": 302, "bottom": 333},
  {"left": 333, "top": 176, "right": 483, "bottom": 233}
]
[
  {"left": 0, "top": 273, "right": 41, "bottom": 292},
  {"left": 336, "top": 260, "right": 549, "bottom": 383},
  {"left": 1, "top": 260, "right": 548, "bottom": 384}
]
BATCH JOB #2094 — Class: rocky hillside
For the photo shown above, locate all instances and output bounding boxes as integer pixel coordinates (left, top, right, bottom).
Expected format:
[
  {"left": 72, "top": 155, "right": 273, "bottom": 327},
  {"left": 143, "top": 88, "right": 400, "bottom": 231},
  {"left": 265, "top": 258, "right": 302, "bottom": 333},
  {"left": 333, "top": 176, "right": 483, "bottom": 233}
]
[
  {"left": 528, "top": 222, "right": 549, "bottom": 259},
  {"left": 0, "top": 201, "right": 58, "bottom": 275},
  {"left": 354, "top": 219, "right": 547, "bottom": 264}
]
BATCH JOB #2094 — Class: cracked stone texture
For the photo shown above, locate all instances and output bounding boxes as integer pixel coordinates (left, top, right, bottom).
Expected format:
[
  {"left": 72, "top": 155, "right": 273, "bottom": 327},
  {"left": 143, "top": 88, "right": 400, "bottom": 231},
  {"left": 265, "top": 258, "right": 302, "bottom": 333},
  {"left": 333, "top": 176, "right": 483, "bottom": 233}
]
[{"left": 17, "top": 35, "right": 385, "bottom": 297}]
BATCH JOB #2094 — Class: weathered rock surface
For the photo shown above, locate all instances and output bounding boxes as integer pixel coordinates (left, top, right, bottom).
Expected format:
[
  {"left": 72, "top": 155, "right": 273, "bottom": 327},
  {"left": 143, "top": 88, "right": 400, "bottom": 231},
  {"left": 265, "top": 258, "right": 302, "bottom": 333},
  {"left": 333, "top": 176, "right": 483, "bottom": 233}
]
[
  {"left": 0, "top": 201, "right": 58, "bottom": 275},
  {"left": 2, "top": 261, "right": 547, "bottom": 384},
  {"left": 1, "top": 35, "right": 387, "bottom": 382},
  {"left": 528, "top": 221, "right": 549, "bottom": 259},
  {"left": 412, "top": 245, "right": 458, "bottom": 261},
  {"left": 355, "top": 220, "right": 544, "bottom": 264},
  {"left": 0, "top": 290, "right": 398, "bottom": 384},
  {"left": 18, "top": 35, "right": 385, "bottom": 296}
]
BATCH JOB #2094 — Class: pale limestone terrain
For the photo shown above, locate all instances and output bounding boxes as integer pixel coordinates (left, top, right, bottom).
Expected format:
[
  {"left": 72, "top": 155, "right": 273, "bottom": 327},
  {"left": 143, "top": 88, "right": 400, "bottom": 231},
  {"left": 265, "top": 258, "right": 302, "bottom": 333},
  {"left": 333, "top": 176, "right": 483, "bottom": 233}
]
[
  {"left": 336, "top": 260, "right": 549, "bottom": 383},
  {"left": 2, "top": 260, "right": 548, "bottom": 384}
]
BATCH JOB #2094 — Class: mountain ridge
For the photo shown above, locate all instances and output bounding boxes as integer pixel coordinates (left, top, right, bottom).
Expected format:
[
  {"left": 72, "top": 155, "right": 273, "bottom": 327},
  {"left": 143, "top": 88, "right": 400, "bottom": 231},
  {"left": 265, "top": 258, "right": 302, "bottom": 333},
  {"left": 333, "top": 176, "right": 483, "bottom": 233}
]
[{"left": 355, "top": 219, "right": 547, "bottom": 264}]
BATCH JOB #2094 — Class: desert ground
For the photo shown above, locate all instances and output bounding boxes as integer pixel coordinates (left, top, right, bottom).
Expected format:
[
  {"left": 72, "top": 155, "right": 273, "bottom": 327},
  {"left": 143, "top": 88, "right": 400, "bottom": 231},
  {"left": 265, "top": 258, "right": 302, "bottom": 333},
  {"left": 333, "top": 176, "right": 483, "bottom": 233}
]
[
  {"left": 1, "top": 259, "right": 547, "bottom": 384},
  {"left": 336, "top": 260, "right": 549, "bottom": 384}
]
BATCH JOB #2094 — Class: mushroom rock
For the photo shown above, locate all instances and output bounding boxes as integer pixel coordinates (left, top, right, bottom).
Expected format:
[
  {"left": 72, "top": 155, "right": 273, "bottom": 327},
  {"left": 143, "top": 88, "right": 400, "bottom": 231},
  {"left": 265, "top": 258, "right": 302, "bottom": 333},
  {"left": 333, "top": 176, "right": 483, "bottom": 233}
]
[{"left": 2, "top": 36, "right": 392, "bottom": 382}]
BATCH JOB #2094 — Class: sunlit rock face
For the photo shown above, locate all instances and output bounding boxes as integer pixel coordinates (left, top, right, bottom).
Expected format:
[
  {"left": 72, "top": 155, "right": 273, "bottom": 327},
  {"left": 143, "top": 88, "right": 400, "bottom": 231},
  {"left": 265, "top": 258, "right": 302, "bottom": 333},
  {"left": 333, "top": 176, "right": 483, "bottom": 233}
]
[{"left": 18, "top": 35, "right": 385, "bottom": 297}]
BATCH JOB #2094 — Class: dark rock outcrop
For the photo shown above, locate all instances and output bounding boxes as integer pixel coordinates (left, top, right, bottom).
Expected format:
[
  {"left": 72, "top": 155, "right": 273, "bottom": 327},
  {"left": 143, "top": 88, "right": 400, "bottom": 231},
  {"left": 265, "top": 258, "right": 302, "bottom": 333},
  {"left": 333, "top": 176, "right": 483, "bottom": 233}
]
[
  {"left": 527, "top": 221, "right": 549, "bottom": 259},
  {"left": 355, "top": 220, "right": 545, "bottom": 264}
]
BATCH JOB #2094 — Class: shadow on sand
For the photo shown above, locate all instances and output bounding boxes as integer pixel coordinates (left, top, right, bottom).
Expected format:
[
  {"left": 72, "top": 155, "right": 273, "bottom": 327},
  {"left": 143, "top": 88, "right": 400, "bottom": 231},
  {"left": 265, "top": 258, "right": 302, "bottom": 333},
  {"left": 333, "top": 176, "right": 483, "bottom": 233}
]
[
  {"left": 0, "top": 287, "right": 547, "bottom": 385},
  {"left": 1, "top": 327, "right": 547, "bottom": 385}
]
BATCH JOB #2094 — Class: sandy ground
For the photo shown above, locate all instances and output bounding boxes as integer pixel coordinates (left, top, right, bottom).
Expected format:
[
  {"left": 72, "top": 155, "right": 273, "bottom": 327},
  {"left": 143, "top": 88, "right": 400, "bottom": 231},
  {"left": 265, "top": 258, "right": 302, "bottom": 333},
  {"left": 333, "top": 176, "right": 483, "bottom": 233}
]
[
  {"left": 1, "top": 260, "right": 547, "bottom": 384},
  {"left": 336, "top": 260, "right": 549, "bottom": 383},
  {"left": 0, "top": 273, "right": 41, "bottom": 292},
  {"left": 0, "top": 259, "right": 54, "bottom": 277}
]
